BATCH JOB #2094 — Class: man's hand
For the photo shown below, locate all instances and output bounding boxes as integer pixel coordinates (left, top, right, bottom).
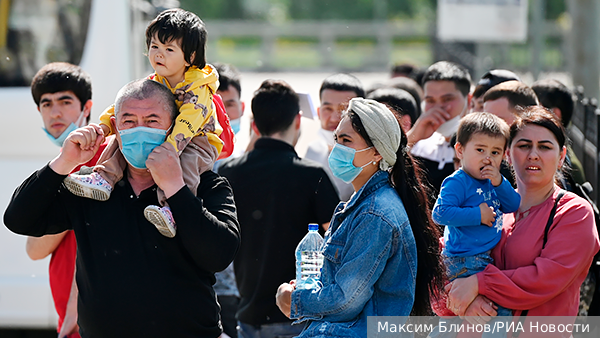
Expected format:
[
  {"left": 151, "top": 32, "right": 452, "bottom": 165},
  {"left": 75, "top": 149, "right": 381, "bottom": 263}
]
[
  {"left": 146, "top": 142, "right": 184, "bottom": 198},
  {"left": 275, "top": 281, "right": 295, "bottom": 318},
  {"left": 50, "top": 124, "right": 105, "bottom": 175},
  {"left": 479, "top": 203, "right": 496, "bottom": 227},
  {"left": 406, "top": 106, "right": 451, "bottom": 146}
]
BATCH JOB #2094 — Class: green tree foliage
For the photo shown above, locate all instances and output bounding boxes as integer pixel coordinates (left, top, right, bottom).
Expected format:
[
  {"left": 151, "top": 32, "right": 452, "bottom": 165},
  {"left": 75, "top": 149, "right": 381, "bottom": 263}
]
[
  {"left": 179, "top": 0, "right": 435, "bottom": 21},
  {"left": 289, "top": 0, "right": 434, "bottom": 20},
  {"left": 178, "top": 0, "right": 564, "bottom": 21},
  {"left": 545, "top": 0, "right": 566, "bottom": 20},
  {"left": 178, "top": 0, "right": 244, "bottom": 19}
]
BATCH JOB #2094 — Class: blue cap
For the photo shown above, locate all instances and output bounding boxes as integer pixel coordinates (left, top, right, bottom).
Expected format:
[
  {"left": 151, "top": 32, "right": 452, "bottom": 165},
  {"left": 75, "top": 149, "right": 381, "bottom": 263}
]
[{"left": 308, "top": 223, "right": 319, "bottom": 231}]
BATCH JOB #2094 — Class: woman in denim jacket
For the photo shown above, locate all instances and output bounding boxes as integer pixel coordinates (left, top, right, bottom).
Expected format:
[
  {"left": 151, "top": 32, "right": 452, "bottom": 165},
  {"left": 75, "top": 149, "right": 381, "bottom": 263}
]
[{"left": 276, "top": 98, "right": 444, "bottom": 337}]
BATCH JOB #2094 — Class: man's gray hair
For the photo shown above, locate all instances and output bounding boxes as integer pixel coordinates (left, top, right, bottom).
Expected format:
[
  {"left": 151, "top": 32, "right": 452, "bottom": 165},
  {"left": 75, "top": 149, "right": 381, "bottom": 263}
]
[{"left": 114, "top": 79, "right": 178, "bottom": 121}]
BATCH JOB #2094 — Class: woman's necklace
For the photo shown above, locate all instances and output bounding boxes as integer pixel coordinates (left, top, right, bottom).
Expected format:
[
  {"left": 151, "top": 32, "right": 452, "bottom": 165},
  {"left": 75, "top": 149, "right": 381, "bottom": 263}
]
[
  {"left": 515, "top": 186, "right": 556, "bottom": 222},
  {"left": 514, "top": 209, "right": 530, "bottom": 222}
]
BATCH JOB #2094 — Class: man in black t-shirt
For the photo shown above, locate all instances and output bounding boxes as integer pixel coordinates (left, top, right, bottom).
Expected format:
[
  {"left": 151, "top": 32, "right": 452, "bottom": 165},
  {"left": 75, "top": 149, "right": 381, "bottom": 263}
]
[
  {"left": 219, "top": 79, "right": 340, "bottom": 338},
  {"left": 4, "top": 79, "right": 240, "bottom": 338}
]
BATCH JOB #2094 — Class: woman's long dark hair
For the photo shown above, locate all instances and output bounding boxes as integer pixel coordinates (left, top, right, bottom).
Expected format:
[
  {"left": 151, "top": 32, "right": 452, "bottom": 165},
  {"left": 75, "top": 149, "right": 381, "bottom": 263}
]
[{"left": 347, "top": 110, "right": 444, "bottom": 316}]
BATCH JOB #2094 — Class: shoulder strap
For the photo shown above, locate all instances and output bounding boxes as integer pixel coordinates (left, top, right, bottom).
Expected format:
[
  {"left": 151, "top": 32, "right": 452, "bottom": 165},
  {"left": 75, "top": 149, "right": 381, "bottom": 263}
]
[
  {"left": 542, "top": 190, "right": 566, "bottom": 249},
  {"left": 513, "top": 190, "right": 565, "bottom": 337}
]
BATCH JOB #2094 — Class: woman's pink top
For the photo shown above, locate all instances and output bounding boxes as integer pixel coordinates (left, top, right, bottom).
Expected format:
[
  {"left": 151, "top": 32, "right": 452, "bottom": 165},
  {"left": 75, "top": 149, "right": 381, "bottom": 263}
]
[{"left": 478, "top": 189, "right": 599, "bottom": 316}]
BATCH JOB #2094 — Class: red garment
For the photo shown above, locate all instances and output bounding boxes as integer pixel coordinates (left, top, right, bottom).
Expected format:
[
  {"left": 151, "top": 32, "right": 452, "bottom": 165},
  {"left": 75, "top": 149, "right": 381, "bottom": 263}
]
[
  {"left": 432, "top": 189, "right": 599, "bottom": 338},
  {"left": 213, "top": 93, "right": 234, "bottom": 160},
  {"left": 49, "top": 231, "right": 77, "bottom": 337},
  {"left": 478, "top": 189, "right": 599, "bottom": 316},
  {"left": 50, "top": 140, "right": 108, "bottom": 337}
]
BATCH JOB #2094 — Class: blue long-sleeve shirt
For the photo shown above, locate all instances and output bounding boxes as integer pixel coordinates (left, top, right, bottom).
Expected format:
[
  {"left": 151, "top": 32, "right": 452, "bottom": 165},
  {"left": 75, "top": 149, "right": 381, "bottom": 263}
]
[{"left": 433, "top": 168, "right": 521, "bottom": 257}]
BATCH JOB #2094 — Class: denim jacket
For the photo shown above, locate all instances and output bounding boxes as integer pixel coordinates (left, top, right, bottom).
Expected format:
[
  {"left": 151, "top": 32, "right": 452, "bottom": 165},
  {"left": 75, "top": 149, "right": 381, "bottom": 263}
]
[{"left": 290, "top": 170, "right": 418, "bottom": 337}]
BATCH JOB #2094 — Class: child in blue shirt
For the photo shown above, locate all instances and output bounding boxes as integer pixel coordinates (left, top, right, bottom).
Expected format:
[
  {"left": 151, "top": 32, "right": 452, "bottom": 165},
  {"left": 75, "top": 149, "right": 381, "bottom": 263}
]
[{"left": 431, "top": 112, "right": 520, "bottom": 338}]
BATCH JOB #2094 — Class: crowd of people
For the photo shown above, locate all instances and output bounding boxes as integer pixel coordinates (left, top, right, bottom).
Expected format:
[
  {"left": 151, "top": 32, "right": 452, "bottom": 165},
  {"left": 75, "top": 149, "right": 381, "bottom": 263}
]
[{"left": 3, "top": 7, "right": 600, "bottom": 338}]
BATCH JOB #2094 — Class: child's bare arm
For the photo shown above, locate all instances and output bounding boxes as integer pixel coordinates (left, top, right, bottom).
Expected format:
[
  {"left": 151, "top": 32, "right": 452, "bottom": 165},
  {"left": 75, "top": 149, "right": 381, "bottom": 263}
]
[{"left": 98, "top": 104, "right": 116, "bottom": 136}]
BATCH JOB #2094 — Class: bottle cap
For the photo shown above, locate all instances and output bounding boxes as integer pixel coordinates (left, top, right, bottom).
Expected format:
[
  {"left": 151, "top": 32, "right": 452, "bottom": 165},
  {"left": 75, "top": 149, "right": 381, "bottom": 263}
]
[{"left": 308, "top": 223, "right": 319, "bottom": 231}]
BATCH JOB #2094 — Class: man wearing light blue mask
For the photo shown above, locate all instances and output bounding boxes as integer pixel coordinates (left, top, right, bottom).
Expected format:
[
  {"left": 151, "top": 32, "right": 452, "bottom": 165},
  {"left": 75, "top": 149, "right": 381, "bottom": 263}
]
[
  {"left": 28, "top": 62, "right": 106, "bottom": 338},
  {"left": 5, "top": 78, "right": 240, "bottom": 337},
  {"left": 215, "top": 63, "right": 245, "bottom": 134},
  {"left": 406, "top": 61, "right": 471, "bottom": 194},
  {"left": 305, "top": 73, "right": 365, "bottom": 202},
  {"left": 32, "top": 64, "right": 93, "bottom": 147}
]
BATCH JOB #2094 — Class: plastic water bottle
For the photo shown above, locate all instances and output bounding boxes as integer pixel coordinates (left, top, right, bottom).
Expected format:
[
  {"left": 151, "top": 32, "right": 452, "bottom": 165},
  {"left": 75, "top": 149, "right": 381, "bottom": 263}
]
[{"left": 295, "top": 223, "right": 324, "bottom": 290}]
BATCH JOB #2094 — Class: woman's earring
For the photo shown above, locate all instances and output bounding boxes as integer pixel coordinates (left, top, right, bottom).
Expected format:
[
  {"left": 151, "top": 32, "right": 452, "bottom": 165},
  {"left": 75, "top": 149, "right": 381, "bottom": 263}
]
[{"left": 372, "top": 161, "right": 377, "bottom": 165}]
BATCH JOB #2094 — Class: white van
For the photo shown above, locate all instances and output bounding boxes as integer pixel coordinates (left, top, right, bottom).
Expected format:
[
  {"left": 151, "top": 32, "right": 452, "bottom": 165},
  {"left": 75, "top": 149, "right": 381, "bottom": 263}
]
[{"left": 0, "top": 0, "right": 157, "bottom": 330}]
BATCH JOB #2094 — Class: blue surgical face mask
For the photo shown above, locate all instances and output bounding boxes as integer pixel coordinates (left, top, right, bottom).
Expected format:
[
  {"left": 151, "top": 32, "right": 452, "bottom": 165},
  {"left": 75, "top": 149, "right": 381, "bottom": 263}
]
[
  {"left": 43, "top": 111, "right": 86, "bottom": 147},
  {"left": 230, "top": 118, "right": 241, "bottom": 134},
  {"left": 118, "top": 126, "right": 169, "bottom": 169},
  {"left": 328, "top": 143, "right": 373, "bottom": 183}
]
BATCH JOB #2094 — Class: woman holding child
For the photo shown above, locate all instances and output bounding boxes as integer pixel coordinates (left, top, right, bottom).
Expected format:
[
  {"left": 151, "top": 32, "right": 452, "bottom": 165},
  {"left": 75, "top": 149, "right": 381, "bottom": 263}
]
[
  {"left": 446, "top": 106, "right": 599, "bottom": 329},
  {"left": 275, "top": 98, "right": 444, "bottom": 337}
]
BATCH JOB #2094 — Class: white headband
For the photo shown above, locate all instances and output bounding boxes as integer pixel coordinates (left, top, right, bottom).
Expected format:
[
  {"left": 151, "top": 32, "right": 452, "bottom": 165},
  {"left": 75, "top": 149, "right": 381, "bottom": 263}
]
[{"left": 348, "top": 98, "right": 401, "bottom": 170}]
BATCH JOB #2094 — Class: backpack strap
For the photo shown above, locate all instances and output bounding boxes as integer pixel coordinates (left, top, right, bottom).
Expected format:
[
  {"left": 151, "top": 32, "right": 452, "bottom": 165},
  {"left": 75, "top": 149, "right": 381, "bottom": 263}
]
[{"left": 513, "top": 190, "right": 565, "bottom": 337}]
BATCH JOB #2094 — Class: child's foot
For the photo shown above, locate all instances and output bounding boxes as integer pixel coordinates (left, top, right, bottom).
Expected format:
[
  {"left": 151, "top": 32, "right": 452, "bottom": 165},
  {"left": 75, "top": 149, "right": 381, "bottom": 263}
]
[
  {"left": 144, "top": 205, "right": 176, "bottom": 238},
  {"left": 64, "top": 172, "right": 112, "bottom": 201}
]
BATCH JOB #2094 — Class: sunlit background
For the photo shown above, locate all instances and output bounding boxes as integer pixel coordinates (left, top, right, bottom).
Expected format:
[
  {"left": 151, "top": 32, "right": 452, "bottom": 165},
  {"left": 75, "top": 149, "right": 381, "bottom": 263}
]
[{"left": 1, "top": 0, "right": 600, "bottom": 336}]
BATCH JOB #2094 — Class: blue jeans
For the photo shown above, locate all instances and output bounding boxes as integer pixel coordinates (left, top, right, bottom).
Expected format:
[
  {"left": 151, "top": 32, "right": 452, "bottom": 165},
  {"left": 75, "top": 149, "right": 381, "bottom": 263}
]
[
  {"left": 428, "top": 251, "right": 512, "bottom": 338},
  {"left": 237, "top": 321, "right": 306, "bottom": 338}
]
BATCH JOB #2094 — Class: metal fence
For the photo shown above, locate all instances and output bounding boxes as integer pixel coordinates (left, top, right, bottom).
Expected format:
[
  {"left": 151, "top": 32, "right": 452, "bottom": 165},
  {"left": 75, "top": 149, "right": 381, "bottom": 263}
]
[
  {"left": 204, "top": 19, "right": 566, "bottom": 75},
  {"left": 569, "top": 89, "right": 600, "bottom": 203}
]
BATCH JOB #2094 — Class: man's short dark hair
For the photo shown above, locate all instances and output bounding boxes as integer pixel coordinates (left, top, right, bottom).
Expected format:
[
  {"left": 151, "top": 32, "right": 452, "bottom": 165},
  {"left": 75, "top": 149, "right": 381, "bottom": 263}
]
[
  {"left": 252, "top": 80, "right": 299, "bottom": 136},
  {"left": 214, "top": 62, "right": 241, "bottom": 97},
  {"left": 115, "top": 79, "right": 178, "bottom": 122},
  {"left": 472, "top": 69, "right": 521, "bottom": 99},
  {"left": 31, "top": 62, "right": 92, "bottom": 122},
  {"left": 456, "top": 112, "right": 510, "bottom": 150},
  {"left": 391, "top": 63, "right": 417, "bottom": 78},
  {"left": 319, "top": 73, "right": 365, "bottom": 99},
  {"left": 421, "top": 61, "right": 471, "bottom": 96},
  {"left": 146, "top": 8, "right": 207, "bottom": 69},
  {"left": 483, "top": 80, "right": 539, "bottom": 112},
  {"left": 385, "top": 76, "right": 424, "bottom": 117},
  {"left": 367, "top": 87, "right": 418, "bottom": 127},
  {"left": 390, "top": 63, "right": 426, "bottom": 86},
  {"left": 532, "top": 79, "right": 574, "bottom": 127}
]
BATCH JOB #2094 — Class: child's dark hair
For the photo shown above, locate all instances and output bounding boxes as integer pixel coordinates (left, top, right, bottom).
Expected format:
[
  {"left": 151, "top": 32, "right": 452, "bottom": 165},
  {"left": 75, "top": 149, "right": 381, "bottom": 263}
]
[
  {"left": 346, "top": 110, "right": 444, "bottom": 316},
  {"left": 456, "top": 112, "right": 510, "bottom": 150},
  {"left": 31, "top": 62, "right": 92, "bottom": 122},
  {"left": 146, "top": 8, "right": 207, "bottom": 69}
]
